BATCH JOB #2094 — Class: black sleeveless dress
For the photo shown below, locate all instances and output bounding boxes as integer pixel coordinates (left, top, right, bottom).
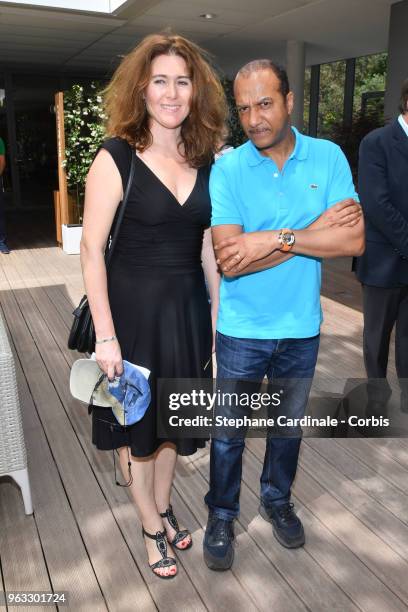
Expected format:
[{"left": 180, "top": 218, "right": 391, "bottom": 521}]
[{"left": 91, "top": 137, "right": 212, "bottom": 457}]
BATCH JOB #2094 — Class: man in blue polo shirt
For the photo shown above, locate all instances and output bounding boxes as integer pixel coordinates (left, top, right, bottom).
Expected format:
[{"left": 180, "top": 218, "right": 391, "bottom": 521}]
[{"left": 203, "top": 59, "right": 365, "bottom": 570}]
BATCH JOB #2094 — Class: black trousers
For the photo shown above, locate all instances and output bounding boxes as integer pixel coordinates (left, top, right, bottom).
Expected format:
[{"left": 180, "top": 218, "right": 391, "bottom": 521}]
[{"left": 362, "top": 284, "right": 408, "bottom": 402}]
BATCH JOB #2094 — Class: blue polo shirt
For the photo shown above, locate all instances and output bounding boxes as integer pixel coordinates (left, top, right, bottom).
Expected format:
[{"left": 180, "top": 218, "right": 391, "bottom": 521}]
[{"left": 210, "top": 127, "right": 358, "bottom": 339}]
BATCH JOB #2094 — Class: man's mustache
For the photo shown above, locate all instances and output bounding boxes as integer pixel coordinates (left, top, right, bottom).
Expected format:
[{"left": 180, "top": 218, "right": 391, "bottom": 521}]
[{"left": 248, "top": 127, "right": 271, "bottom": 134}]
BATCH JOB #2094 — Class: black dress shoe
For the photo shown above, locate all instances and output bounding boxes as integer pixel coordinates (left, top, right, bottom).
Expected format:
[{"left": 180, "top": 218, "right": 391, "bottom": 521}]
[
  {"left": 259, "top": 502, "right": 305, "bottom": 548},
  {"left": 203, "top": 514, "right": 234, "bottom": 570}
]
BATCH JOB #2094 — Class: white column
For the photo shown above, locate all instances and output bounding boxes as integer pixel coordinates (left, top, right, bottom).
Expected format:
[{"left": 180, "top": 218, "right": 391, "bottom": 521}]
[
  {"left": 286, "top": 40, "right": 305, "bottom": 131},
  {"left": 384, "top": 0, "right": 408, "bottom": 121}
]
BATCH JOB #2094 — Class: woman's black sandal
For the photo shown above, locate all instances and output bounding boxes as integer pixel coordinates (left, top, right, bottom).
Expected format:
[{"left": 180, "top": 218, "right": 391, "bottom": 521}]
[
  {"left": 160, "top": 505, "right": 193, "bottom": 550},
  {"left": 142, "top": 527, "right": 177, "bottom": 578}
]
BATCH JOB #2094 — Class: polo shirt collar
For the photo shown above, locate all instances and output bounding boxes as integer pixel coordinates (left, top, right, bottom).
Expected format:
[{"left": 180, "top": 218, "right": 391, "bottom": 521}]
[{"left": 246, "top": 126, "right": 309, "bottom": 166}]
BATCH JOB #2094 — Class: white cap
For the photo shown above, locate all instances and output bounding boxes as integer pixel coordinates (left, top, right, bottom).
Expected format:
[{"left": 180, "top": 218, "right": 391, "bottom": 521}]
[{"left": 69, "top": 358, "right": 112, "bottom": 407}]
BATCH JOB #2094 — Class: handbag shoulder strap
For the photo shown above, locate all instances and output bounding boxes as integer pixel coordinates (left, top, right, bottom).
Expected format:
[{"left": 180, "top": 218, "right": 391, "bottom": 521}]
[{"left": 104, "top": 144, "right": 136, "bottom": 269}]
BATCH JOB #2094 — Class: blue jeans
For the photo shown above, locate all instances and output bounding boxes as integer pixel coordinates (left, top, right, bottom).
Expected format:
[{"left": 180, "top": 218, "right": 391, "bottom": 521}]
[
  {"left": 205, "top": 331, "right": 320, "bottom": 520},
  {"left": 0, "top": 185, "right": 6, "bottom": 244}
]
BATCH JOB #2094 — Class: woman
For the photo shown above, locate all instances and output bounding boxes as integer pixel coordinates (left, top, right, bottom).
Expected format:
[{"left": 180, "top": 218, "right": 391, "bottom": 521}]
[{"left": 81, "top": 33, "right": 227, "bottom": 578}]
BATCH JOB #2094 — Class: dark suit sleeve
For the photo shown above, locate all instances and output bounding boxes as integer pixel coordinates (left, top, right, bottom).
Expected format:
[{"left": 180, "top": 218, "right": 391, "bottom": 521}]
[{"left": 358, "top": 133, "right": 408, "bottom": 258}]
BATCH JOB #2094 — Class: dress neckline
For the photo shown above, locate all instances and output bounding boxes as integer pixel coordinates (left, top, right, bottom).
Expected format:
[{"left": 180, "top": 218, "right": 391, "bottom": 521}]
[{"left": 135, "top": 154, "right": 199, "bottom": 208}]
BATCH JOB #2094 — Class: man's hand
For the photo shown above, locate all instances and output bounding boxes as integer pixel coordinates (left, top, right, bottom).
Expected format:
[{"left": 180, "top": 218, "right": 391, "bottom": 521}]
[
  {"left": 312, "top": 198, "right": 362, "bottom": 230},
  {"left": 212, "top": 198, "right": 362, "bottom": 277},
  {"left": 214, "top": 231, "right": 277, "bottom": 273}
]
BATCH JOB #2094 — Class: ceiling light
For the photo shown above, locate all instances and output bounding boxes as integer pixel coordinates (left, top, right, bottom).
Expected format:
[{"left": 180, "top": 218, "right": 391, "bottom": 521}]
[{"left": 200, "top": 13, "right": 216, "bottom": 19}]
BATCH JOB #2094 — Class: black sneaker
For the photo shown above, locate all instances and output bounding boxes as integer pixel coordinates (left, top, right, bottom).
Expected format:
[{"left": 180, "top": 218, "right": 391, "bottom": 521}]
[
  {"left": 0, "top": 242, "right": 10, "bottom": 254},
  {"left": 203, "top": 514, "right": 234, "bottom": 570},
  {"left": 259, "top": 502, "right": 305, "bottom": 548}
]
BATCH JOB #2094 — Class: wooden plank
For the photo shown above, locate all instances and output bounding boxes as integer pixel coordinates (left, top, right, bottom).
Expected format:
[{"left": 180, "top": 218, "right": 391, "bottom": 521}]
[
  {"left": 0, "top": 481, "right": 54, "bottom": 612},
  {"left": 164, "top": 485, "right": 258, "bottom": 612},
  {"left": 0, "top": 304, "right": 107, "bottom": 612},
  {"left": 0, "top": 290, "right": 155, "bottom": 612},
  {"left": 0, "top": 255, "right": 73, "bottom": 363},
  {"left": 11, "top": 245, "right": 80, "bottom": 328},
  {"left": 2, "top": 231, "right": 406, "bottom": 611},
  {"left": 298, "top": 441, "right": 408, "bottom": 561},
  {"left": 307, "top": 438, "right": 408, "bottom": 525},
  {"left": 30, "top": 247, "right": 83, "bottom": 306},
  {"left": 3, "top": 243, "right": 267, "bottom": 610},
  {"left": 9, "top": 270, "right": 252, "bottom": 612},
  {"left": 246, "top": 438, "right": 408, "bottom": 607},
  {"left": 175, "top": 455, "right": 307, "bottom": 612},
  {"left": 7, "top": 245, "right": 83, "bottom": 307},
  {"left": 192, "top": 452, "right": 359, "bottom": 612},
  {"left": 0, "top": 247, "right": 76, "bottom": 364},
  {"left": 322, "top": 258, "right": 363, "bottom": 312},
  {"left": 363, "top": 438, "right": 408, "bottom": 472},
  {"left": 0, "top": 328, "right": 53, "bottom": 612},
  {"left": 246, "top": 439, "right": 408, "bottom": 611},
  {"left": 1, "top": 273, "right": 206, "bottom": 611},
  {"left": 9, "top": 245, "right": 79, "bottom": 333},
  {"left": 2, "top": 248, "right": 75, "bottom": 366},
  {"left": 335, "top": 438, "right": 408, "bottom": 495}
]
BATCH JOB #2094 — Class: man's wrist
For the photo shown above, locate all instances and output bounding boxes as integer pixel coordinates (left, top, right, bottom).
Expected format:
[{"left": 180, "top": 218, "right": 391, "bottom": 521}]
[
  {"left": 278, "top": 228, "right": 296, "bottom": 252},
  {"left": 266, "top": 231, "right": 280, "bottom": 252}
]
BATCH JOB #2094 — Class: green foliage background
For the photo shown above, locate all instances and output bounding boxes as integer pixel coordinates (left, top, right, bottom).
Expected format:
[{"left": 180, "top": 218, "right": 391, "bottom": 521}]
[
  {"left": 221, "top": 77, "right": 246, "bottom": 147},
  {"left": 63, "top": 83, "right": 106, "bottom": 206},
  {"left": 304, "top": 53, "right": 387, "bottom": 177}
]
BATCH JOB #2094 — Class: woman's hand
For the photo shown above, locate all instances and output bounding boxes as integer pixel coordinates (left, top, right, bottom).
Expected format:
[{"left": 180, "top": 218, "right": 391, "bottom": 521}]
[{"left": 95, "top": 339, "right": 123, "bottom": 381}]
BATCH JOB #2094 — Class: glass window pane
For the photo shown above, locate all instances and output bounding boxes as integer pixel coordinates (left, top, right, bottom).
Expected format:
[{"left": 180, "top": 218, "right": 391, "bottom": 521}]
[
  {"left": 317, "top": 60, "right": 346, "bottom": 139},
  {"left": 0, "top": 74, "right": 13, "bottom": 208},
  {"left": 303, "top": 66, "right": 311, "bottom": 132},
  {"left": 12, "top": 74, "right": 59, "bottom": 208},
  {"left": 353, "top": 53, "right": 387, "bottom": 123}
]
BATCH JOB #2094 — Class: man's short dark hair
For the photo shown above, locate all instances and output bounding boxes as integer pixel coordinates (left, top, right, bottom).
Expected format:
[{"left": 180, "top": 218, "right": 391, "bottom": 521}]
[
  {"left": 399, "top": 78, "right": 408, "bottom": 114},
  {"left": 235, "top": 59, "right": 290, "bottom": 98}
]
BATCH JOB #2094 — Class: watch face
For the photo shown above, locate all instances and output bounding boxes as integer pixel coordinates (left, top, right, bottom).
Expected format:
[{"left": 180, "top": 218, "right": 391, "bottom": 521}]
[{"left": 282, "top": 232, "right": 295, "bottom": 246}]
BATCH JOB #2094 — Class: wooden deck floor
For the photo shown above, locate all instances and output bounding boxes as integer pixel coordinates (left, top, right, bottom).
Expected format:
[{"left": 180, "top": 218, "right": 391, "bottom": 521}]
[{"left": 1, "top": 227, "right": 408, "bottom": 612}]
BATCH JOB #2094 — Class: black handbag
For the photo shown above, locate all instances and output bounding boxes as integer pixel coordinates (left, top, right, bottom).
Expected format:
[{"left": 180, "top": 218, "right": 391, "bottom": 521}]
[{"left": 68, "top": 146, "right": 136, "bottom": 353}]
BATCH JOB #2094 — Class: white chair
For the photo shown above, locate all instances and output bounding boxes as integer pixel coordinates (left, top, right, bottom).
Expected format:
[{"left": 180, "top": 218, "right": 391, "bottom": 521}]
[{"left": 0, "top": 313, "right": 33, "bottom": 515}]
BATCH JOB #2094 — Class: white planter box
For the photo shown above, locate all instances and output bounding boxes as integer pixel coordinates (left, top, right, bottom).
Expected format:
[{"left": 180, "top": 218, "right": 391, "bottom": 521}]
[{"left": 62, "top": 224, "right": 82, "bottom": 255}]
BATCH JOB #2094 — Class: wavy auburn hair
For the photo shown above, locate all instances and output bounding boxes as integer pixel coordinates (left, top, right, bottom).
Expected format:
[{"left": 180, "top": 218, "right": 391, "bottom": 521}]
[{"left": 103, "top": 33, "right": 228, "bottom": 168}]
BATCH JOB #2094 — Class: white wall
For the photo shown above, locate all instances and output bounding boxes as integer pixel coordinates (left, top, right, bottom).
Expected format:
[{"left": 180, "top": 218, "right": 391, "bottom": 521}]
[{"left": 0, "top": 0, "right": 111, "bottom": 11}]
